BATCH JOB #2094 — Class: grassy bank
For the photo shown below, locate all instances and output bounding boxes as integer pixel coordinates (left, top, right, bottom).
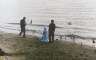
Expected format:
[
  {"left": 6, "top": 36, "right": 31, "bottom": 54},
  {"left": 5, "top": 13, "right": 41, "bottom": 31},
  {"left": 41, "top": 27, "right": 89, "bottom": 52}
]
[
  {"left": 10, "top": 36, "right": 96, "bottom": 60},
  {"left": 0, "top": 33, "right": 96, "bottom": 60}
]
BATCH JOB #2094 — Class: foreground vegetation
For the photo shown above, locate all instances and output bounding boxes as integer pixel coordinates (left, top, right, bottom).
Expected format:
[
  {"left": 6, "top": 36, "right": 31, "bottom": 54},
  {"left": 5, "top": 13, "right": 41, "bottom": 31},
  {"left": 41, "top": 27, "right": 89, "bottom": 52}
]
[
  {"left": 13, "top": 36, "right": 96, "bottom": 60},
  {"left": 0, "top": 33, "right": 96, "bottom": 60}
]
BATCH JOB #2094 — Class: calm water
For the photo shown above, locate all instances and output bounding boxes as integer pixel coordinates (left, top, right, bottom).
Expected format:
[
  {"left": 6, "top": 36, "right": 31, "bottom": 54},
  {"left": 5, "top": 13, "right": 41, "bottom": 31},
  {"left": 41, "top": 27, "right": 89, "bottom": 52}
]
[{"left": 0, "top": 0, "right": 96, "bottom": 47}]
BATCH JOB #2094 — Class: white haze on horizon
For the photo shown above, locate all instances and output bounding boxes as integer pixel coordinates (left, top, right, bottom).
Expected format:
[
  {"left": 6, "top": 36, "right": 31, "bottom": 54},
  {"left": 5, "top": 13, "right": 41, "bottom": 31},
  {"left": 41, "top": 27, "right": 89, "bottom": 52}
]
[{"left": 0, "top": 0, "right": 96, "bottom": 27}]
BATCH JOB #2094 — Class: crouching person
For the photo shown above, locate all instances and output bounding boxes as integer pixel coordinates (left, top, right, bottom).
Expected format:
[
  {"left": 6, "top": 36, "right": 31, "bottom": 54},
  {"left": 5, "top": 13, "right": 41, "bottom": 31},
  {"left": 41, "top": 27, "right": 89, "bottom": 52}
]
[{"left": 40, "top": 27, "right": 49, "bottom": 43}]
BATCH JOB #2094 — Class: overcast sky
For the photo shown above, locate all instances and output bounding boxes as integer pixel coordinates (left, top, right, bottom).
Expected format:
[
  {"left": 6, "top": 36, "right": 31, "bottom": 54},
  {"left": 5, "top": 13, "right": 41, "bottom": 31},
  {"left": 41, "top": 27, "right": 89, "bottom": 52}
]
[{"left": 0, "top": 0, "right": 96, "bottom": 24}]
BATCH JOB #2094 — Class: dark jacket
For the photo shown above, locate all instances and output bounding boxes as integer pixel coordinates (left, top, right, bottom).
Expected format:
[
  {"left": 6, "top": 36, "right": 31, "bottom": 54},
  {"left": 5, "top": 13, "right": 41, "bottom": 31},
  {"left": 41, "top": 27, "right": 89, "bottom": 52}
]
[
  {"left": 49, "top": 23, "right": 56, "bottom": 32},
  {"left": 20, "top": 19, "right": 26, "bottom": 27}
]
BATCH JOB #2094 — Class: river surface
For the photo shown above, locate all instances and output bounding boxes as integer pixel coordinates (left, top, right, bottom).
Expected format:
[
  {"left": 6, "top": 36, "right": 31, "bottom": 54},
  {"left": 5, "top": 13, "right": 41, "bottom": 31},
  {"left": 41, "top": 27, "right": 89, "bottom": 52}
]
[{"left": 0, "top": 0, "right": 96, "bottom": 47}]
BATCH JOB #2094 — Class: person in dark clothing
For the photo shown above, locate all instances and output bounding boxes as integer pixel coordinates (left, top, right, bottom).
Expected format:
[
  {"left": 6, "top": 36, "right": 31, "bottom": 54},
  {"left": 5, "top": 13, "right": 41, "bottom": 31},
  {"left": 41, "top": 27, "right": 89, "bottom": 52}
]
[
  {"left": 49, "top": 20, "right": 56, "bottom": 43},
  {"left": 19, "top": 17, "right": 26, "bottom": 38},
  {"left": 30, "top": 20, "right": 32, "bottom": 24}
]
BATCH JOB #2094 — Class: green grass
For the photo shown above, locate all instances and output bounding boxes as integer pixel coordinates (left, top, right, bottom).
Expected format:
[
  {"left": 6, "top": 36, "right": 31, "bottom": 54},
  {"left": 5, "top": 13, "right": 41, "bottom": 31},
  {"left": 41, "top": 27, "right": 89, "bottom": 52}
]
[
  {"left": 10, "top": 36, "right": 96, "bottom": 60},
  {"left": 1, "top": 33, "right": 96, "bottom": 60}
]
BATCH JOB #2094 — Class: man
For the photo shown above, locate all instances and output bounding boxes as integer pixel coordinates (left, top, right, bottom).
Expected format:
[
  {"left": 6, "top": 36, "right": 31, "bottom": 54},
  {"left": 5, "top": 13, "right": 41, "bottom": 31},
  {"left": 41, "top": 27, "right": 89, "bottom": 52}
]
[
  {"left": 49, "top": 20, "right": 56, "bottom": 43},
  {"left": 30, "top": 20, "right": 32, "bottom": 24},
  {"left": 19, "top": 17, "right": 26, "bottom": 38}
]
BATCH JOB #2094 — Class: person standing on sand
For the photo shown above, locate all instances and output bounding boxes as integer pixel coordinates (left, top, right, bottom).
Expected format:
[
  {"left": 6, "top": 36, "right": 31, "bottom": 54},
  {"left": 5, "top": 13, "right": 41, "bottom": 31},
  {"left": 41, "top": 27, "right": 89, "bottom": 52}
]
[
  {"left": 19, "top": 17, "right": 26, "bottom": 38},
  {"left": 49, "top": 19, "right": 56, "bottom": 43},
  {"left": 30, "top": 20, "right": 32, "bottom": 24}
]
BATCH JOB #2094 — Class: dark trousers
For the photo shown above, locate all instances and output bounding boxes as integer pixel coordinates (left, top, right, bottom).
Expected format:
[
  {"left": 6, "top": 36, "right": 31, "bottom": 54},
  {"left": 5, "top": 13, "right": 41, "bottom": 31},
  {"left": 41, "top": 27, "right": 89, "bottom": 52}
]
[
  {"left": 49, "top": 31, "right": 54, "bottom": 43},
  {"left": 19, "top": 27, "right": 26, "bottom": 37}
]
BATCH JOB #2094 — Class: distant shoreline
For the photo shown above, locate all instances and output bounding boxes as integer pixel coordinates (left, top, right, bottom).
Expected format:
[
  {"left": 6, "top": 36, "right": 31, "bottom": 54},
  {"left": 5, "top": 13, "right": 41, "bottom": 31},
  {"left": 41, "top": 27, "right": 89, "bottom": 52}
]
[{"left": 0, "top": 31, "right": 96, "bottom": 50}]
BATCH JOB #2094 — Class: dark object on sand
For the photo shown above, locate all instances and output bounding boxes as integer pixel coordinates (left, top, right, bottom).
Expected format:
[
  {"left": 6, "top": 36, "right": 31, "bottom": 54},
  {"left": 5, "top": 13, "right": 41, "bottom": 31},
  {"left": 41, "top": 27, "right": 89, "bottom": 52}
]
[
  {"left": 68, "top": 22, "right": 72, "bottom": 25},
  {"left": 30, "top": 20, "right": 32, "bottom": 24},
  {"left": 0, "top": 48, "right": 26, "bottom": 56},
  {"left": 56, "top": 39, "right": 58, "bottom": 40},
  {"left": 93, "top": 40, "right": 95, "bottom": 43},
  {"left": 0, "top": 49, "right": 6, "bottom": 56},
  {"left": 49, "top": 20, "right": 56, "bottom": 43},
  {"left": 19, "top": 17, "right": 26, "bottom": 38}
]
